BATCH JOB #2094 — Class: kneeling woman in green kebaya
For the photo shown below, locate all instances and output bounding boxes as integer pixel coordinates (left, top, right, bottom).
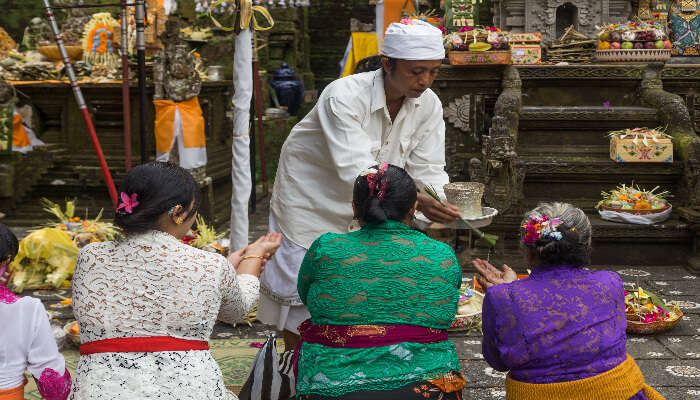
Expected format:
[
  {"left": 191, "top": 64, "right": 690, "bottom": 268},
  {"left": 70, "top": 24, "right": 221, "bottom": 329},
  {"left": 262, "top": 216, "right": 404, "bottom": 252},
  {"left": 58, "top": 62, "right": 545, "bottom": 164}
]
[{"left": 294, "top": 163, "right": 465, "bottom": 400}]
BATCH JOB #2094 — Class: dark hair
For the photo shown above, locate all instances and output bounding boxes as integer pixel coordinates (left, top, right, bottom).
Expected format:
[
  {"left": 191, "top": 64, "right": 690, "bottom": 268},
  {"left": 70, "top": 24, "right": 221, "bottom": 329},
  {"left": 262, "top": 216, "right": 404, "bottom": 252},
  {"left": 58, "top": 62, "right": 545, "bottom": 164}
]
[
  {"left": 353, "top": 164, "right": 417, "bottom": 224},
  {"left": 354, "top": 55, "right": 383, "bottom": 74},
  {"left": 520, "top": 202, "right": 592, "bottom": 267},
  {"left": 114, "top": 162, "right": 201, "bottom": 234},
  {"left": 0, "top": 223, "right": 19, "bottom": 263}
]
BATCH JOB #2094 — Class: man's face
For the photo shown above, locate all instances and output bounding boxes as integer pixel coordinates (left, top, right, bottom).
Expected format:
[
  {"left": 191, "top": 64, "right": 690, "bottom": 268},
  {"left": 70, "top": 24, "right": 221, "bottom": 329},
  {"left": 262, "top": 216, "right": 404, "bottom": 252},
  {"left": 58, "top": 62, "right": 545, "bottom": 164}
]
[{"left": 382, "top": 58, "right": 442, "bottom": 98}]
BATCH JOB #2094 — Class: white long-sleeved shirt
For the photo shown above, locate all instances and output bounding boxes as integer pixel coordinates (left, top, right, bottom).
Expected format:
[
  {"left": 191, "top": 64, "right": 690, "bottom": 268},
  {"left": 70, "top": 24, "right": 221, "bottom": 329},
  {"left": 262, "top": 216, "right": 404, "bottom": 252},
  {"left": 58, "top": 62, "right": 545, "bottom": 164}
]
[{"left": 270, "top": 69, "right": 449, "bottom": 251}]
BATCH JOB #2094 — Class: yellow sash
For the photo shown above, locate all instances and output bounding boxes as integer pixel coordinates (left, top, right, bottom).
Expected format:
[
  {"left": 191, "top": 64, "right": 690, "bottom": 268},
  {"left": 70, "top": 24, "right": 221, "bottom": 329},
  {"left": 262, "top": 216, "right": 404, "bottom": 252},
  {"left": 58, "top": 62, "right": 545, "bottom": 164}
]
[
  {"left": 0, "top": 378, "right": 26, "bottom": 400},
  {"left": 506, "top": 355, "right": 664, "bottom": 400},
  {"left": 12, "top": 113, "right": 30, "bottom": 149},
  {"left": 153, "top": 97, "right": 206, "bottom": 153}
]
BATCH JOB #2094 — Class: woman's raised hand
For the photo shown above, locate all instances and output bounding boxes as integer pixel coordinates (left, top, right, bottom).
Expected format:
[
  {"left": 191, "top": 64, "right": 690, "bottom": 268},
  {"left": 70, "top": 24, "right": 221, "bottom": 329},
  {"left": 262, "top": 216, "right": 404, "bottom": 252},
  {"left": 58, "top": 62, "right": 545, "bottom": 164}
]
[
  {"left": 247, "top": 233, "right": 282, "bottom": 258},
  {"left": 472, "top": 258, "right": 517, "bottom": 290}
]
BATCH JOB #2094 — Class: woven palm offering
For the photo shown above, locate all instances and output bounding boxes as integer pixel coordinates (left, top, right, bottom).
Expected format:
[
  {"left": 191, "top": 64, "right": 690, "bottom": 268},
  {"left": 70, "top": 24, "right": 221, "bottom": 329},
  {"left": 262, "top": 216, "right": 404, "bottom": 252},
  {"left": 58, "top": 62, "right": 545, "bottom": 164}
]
[{"left": 625, "top": 287, "right": 682, "bottom": 334}]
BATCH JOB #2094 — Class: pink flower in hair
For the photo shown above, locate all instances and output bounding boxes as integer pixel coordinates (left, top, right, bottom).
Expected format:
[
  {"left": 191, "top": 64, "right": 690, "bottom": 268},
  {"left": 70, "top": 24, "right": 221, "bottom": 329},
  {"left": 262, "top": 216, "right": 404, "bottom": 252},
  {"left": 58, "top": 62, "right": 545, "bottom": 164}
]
[{"left": 116, "top": 192, "right": 139, "bottom": 214}]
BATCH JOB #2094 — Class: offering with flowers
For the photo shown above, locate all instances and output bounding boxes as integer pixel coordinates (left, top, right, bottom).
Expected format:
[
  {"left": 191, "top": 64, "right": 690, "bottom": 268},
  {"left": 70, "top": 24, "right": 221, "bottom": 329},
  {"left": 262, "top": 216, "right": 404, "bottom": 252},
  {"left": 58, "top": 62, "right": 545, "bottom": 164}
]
[
  {"left": 596, "top": 184, "right": 671, "bottom": 214},
  {"left": 181, "top": 215, "right": 229, "bottom": 256},
  {"left": 450, "top": 280, "right": 484, "bottom": 331},
  {"left": 401, "top": 9, "right": 446, "bottom": 34},
  {"left": 39, "top": 198, "right": 120, "bottom": 247},
  {"left": 444, "top": 26, "right": 509, "bottom": 52},
  {"left": 625, "top": 286, "right": 682, "bottom": 334}
]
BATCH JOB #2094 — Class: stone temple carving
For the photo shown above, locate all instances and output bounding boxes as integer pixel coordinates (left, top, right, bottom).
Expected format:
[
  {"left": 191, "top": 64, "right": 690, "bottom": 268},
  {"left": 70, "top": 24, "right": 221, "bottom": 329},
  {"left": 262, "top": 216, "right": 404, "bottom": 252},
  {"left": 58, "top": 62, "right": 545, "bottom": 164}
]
[
  {"left": 491, "top": 0, "right": 632, "bottom": 42},
  {"left": 445, "top": 94, "right": 471, "bottom": 132}
]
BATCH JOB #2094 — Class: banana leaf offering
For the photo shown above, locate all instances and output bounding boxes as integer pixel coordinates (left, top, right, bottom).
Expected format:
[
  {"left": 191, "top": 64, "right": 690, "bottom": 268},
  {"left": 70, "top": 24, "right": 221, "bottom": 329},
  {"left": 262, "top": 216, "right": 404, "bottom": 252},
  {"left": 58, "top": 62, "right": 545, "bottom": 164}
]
[{"left": 9, "top": 228, "right": 78, "bottom": 293}]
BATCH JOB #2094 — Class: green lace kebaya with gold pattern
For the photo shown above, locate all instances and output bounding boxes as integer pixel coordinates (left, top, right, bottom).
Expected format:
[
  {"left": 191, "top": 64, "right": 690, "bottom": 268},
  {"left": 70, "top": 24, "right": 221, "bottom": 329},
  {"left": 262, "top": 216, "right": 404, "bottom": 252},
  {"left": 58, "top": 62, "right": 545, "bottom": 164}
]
[{"left": 296, "top": 220, "right": 462, "bottom": 397}]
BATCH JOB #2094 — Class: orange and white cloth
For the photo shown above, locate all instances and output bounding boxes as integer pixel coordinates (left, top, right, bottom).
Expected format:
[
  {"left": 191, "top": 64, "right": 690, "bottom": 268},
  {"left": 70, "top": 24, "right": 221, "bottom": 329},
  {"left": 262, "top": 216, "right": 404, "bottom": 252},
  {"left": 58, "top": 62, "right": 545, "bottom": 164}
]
[
  {"left": 153, "top": 96, "right": 207, "bottom": 169},
  {"left": 12, "top": 111, "right": 43, "bottom": 153}
]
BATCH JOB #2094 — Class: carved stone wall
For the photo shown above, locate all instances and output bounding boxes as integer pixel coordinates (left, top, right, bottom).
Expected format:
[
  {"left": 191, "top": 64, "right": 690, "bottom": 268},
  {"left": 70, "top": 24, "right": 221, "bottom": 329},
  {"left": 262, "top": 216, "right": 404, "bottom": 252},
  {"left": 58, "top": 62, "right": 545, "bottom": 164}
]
[{"left": 492, "top": 0, "right": 632, "bottom": 42}]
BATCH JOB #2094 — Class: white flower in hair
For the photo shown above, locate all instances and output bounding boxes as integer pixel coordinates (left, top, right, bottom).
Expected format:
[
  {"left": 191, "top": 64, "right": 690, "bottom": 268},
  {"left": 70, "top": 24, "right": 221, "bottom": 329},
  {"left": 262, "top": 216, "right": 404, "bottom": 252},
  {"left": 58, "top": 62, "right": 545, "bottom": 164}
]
[{"left": 360, "top": 167, "right": 378, "bottom": 176}]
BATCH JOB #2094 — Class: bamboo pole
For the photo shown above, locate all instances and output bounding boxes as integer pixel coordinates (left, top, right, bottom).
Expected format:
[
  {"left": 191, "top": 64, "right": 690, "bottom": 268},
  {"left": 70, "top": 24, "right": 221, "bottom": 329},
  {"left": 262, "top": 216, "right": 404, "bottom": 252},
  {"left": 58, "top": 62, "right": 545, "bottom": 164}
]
[
  {"left": 135, "top": 0, "right": 148, "bottom": 163},
  {"left": 42, "top": 0, "right": 118, "bottom": 206},
  {"left": 121, "top": 0, "right": 132, "bottom": 171}
]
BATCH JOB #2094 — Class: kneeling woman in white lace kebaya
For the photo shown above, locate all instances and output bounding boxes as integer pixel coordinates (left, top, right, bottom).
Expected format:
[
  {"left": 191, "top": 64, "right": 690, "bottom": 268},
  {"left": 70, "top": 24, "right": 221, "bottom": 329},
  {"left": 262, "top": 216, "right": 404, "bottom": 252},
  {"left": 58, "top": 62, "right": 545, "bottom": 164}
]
[{"left": 69, "top": 162, "right": 281, "bottom": 400}]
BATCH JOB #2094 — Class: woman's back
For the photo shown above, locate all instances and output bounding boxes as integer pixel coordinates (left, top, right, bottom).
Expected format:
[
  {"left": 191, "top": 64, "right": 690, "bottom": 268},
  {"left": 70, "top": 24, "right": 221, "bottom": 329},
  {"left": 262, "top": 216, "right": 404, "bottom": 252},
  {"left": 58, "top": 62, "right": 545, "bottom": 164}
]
[
  {"left": 299, "top": 220, "right": 461, "bottom": 327},
  {"left": 296, "top": 220, "right": 462, "bottom": 396},
  {"left": 71, "top": 230, "right": 257, "bottom": 400},
  {"left": 73, "top": 230, "right": 250, "bottom": 341},
  {"left": 482, "top": 265, "right": 627, "bottom": 384}
]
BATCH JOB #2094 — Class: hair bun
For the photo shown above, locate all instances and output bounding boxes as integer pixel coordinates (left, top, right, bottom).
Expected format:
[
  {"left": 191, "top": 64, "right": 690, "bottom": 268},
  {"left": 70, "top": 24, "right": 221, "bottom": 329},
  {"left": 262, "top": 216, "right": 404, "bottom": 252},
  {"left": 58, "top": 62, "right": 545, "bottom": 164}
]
[{"left": 364, "top": 197, "right": 388, "bottom": 224}]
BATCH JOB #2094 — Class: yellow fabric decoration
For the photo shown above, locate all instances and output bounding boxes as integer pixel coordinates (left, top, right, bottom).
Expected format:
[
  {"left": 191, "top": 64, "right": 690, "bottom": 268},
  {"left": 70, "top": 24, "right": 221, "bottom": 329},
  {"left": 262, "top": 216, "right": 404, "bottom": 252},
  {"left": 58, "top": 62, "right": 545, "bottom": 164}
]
[
  {"left": 341, "top": 32, "right": 379, "bottom": 77},
  {"left": 208, "top": 0, "right": 274, "bottom": 32},
  {"left": 505, "top": 354, "right": 665, "bottom": 400},
  {"left": 153, "top": 97, "right": 206, "bottom": 153},
  {"left": 12, "top": 112, "right": 30, "bottom": 148}
]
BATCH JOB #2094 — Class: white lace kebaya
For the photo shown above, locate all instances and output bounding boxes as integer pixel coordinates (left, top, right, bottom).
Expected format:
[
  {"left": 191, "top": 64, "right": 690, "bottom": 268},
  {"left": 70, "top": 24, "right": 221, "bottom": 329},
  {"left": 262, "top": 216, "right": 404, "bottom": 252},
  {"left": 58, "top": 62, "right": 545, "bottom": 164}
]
[
  {"left": 0, "top": 286, "right": 71, "bottom": 400},
  {"left": 70, "top": 230, "right": 259, "bottom": 400}
]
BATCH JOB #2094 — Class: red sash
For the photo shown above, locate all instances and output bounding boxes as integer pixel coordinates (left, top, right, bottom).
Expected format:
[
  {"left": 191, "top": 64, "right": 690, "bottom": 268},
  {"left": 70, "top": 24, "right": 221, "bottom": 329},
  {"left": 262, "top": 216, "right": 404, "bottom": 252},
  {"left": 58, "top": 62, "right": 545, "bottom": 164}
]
[
  {"left": 80, "top": 336, "right": 210, "bottom": 355},
  {"left": 292, "top": 319, "right": 448, "bottom": 383}
]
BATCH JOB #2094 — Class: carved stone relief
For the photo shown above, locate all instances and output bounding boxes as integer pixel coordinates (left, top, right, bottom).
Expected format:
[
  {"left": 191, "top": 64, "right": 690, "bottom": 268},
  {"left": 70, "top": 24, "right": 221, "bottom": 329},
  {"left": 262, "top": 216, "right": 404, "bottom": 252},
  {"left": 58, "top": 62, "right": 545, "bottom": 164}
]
[
  {"left": 445, "top": 95, "right": 471, "bottom": 132},
  {"left": 491, "top": 0, "right": 631, "bottom": 42}
]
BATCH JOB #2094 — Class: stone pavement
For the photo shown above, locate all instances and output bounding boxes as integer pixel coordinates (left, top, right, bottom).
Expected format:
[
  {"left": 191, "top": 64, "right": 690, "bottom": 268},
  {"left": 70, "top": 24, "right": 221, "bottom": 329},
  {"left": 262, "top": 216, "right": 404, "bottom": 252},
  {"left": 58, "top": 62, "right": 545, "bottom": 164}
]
[
  {"left": 20, "top": 195, "right": 700, "bottom": 398},
  {"left": 245, "top": 197, "right": 700, "bottom": 398}
]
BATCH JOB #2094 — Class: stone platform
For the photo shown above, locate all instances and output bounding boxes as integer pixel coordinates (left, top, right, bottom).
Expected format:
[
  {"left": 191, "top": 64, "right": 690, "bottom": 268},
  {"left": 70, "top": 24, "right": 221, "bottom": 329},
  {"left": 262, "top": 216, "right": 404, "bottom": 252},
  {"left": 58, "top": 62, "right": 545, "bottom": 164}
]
[{"left": 24, "top": 201, "right": 700, "bottom": 399}]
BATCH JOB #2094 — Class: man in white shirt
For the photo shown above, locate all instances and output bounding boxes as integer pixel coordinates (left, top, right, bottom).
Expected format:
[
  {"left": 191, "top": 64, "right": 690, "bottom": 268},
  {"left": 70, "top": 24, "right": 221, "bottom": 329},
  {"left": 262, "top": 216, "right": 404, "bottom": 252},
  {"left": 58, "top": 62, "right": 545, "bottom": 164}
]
[{"left": 259, "top": 20, "right": 460, "bottom": 351}]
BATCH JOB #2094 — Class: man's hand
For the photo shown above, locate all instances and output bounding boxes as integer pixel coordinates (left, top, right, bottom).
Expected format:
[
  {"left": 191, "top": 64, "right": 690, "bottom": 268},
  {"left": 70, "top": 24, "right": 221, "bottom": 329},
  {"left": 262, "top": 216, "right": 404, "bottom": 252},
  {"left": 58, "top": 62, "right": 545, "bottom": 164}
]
[{"left": 416, "top": 192, "right": 461, "bottom": 224}]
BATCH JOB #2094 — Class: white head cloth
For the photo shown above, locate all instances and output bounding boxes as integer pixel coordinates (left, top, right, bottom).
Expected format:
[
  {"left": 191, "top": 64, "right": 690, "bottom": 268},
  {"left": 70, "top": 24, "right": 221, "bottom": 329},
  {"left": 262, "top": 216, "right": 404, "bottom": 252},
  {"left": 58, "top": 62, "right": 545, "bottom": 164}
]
[{"left": 381, "top": 20, "right": 445, "bottom": 60}]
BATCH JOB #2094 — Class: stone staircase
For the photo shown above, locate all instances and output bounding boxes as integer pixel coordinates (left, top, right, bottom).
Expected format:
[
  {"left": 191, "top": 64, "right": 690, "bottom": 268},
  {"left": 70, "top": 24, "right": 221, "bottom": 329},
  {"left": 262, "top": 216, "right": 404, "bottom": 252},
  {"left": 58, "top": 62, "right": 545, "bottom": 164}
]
[{"left": 476, "top": 65, "right": 699, "bottom": 268}]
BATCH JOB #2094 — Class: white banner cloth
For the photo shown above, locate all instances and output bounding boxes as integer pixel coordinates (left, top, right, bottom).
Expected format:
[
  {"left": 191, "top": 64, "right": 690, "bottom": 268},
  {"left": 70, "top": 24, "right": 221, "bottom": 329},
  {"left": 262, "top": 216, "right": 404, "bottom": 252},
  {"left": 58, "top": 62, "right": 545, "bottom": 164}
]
[{"left": 230, "top": 28, "right": 253, "bottom": 250}]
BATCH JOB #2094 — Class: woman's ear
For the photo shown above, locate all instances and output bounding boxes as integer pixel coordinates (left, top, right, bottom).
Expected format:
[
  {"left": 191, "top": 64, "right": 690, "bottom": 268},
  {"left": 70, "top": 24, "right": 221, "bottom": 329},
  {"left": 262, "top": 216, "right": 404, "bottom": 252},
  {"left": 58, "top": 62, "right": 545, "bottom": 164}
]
[
  {"left": 408, "top": 200, "right": 418, "bottom": 217},
  {"left": 169, "top": 204, "right": 184, "bottom": 224}
]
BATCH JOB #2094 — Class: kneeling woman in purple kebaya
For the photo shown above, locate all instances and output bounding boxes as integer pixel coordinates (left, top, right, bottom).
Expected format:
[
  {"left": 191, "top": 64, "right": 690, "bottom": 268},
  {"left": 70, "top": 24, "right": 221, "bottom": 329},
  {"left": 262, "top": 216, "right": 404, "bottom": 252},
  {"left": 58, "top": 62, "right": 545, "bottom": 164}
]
[{"left": 474, "top": 202, "right": 664, "bottom": 400}]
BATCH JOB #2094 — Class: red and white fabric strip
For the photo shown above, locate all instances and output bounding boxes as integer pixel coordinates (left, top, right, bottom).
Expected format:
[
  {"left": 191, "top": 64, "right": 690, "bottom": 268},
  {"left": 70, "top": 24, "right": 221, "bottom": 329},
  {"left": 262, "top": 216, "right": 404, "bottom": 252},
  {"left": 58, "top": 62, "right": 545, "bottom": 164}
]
[{"left": 80, "top": 336, "right": 210, "bottom": 355}]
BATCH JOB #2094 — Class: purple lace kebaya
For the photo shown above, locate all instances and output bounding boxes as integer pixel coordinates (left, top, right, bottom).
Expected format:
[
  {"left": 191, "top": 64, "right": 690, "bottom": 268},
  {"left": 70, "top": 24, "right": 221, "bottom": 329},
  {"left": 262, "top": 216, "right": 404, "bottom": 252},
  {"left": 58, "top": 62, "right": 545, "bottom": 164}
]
[{"left": 481, "top": 265, "right": 647, "bottom": 400}]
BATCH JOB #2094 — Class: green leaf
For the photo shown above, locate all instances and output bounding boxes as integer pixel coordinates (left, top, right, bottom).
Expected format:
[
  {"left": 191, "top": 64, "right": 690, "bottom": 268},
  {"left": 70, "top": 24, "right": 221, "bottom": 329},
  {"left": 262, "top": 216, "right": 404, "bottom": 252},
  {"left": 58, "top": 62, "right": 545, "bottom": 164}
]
[{"left": 645, "top": 290, "right": 671, "bottom": 313}]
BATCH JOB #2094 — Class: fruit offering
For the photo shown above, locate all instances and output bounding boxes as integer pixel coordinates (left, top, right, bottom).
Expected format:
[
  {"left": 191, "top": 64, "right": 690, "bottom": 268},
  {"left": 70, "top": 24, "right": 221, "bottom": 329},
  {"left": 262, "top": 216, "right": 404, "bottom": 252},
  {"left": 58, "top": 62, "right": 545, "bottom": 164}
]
[
  {"left": 596, "top": 183, "right": 670, "bottom": 211},
  {"left": 597, "top": 20, "right": 668, "bottom": 51}
]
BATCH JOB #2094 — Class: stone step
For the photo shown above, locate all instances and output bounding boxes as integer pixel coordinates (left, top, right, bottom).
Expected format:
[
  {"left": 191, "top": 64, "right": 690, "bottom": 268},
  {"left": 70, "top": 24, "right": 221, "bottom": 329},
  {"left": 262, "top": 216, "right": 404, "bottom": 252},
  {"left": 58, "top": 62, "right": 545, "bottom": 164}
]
[
  {"left": 482, "top": 213, "right": 693, "bottom": 267},
  {"left": 520, "top": 106, "right": 659, "bottom": 123},
  {"left": 518, "top": 106, "right": 660, "bottom": 146},
  {"left": 518, "top": 154, "right": 682, "bottom": 204}
]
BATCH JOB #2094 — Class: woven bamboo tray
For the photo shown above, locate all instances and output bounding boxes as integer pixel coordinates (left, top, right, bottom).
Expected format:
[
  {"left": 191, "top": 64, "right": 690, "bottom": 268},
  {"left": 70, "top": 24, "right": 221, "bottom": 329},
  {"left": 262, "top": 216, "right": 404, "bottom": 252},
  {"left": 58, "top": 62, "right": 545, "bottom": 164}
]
[
  {"left": 595, "top": 49, "right": 671, "bottom": 62},
  {"left": 600, "top": 205, "right": 670, "bottom": 215},
  {"left": 448, "top": 51, "right": 511, "bottom": 65},
  {"left": 38, "top": 45, "right": 83, "bottom": 62},
  {"left": 627, "top": 306, "right": 683, "bottom": 334}
]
